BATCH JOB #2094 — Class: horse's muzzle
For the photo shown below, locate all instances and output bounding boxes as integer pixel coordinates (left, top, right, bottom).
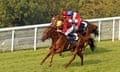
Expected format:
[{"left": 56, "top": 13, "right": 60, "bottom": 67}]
[
  {"left": 41, "top": 37, "right": 48, "bottom": 42},
  {"left": 41, "top": 38, "right": 45, "bottom": 42}
]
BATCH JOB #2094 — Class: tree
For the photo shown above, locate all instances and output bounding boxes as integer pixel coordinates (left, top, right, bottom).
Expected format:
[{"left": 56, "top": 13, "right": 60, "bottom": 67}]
[{"left": 0, "top": 0, "right": 120, "bottom": 27}]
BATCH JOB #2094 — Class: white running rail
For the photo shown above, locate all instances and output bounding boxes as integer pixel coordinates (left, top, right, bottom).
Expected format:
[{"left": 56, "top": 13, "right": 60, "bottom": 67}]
[{"left": 0, "top": 16, "right": 120, "bottom": 52}]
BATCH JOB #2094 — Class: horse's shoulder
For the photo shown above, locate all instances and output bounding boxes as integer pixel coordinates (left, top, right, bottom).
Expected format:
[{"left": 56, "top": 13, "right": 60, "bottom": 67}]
[{"left": 57, "top": 32, "right": 68, "bottom": 40}]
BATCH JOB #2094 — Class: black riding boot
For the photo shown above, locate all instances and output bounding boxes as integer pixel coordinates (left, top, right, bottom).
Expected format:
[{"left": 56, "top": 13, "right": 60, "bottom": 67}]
[{"left": 68, "top": 33, "right": 76, "bottom": 43}]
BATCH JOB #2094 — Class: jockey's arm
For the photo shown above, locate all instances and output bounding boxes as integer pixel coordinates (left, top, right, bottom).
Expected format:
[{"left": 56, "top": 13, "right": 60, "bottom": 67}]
[
  {"left": 57, "top": 23, "right": 67, "bottom": 33},
  {"left": 62, "top": 23, "right": 67, "bottom": 33},
  {"left": 57, "top": 29, "right": 62, "bottom": 32},
  {"left": 57, "top": 26, "right": 62, "bottom": 32}
]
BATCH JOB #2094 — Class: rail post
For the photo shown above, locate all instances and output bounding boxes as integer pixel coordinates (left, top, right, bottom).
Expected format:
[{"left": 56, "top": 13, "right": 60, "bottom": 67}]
[
  {"left": 11, "top": 30, "right": 15, "bottom": 52},
  {"left": 34, "top": 27, "right": 37, "bottom": 51},
  {"left": 98, "top": 21, "right": 101, "bottom": 42},
  {"left": 112, "top": 19, "right": 115, "bottom": 42},
  {"left": 119, "top": 19, "right": 120, "bottom": 40}
]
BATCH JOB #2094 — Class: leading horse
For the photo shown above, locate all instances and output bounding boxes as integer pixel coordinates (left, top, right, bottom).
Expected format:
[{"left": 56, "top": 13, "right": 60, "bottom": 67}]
[{"left": 40, "top": 26, "right": 90, "bottom": 68}]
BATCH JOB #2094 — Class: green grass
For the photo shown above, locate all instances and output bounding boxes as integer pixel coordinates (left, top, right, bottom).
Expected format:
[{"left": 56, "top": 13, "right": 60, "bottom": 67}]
[{"left": 0, "top": 40, "right": 120, "bottom": 72}]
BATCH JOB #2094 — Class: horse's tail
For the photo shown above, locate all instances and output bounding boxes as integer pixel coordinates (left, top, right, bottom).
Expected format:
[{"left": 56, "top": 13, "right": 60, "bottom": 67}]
[{"left": 88, "top": 38, "right": 95, "bottom": 52}]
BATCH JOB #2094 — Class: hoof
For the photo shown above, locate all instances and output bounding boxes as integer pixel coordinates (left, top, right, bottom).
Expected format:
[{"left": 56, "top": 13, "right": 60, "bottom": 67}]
[
  {"left": 81, "top": 63, "right": 84, "bottom": 66},
  {"left": 65, "top": 65, "right": 68, "bottom": 68},
  {"left": 49, "top": 64, "right": 52, "bottom": 67},
  {"left": 40, "top": 62, "right": 43, "bottom": 65}
]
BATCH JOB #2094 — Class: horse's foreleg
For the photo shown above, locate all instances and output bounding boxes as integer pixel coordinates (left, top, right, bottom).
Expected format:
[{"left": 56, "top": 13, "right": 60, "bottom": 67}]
[
  {"left": 49, "top": 52, "right": 54, "bottom": 67},
  {"left": 65, "top": 48, "right": 78, "bottom": 68},
  {"left": 56, "top": 47, "right": 63, "bottom": 56},
  {"left": 84, "top": 42, "right": 88, "bottom": 49},
  {"left": 40, "top": 51, "right": 51, "bottom": 65}
]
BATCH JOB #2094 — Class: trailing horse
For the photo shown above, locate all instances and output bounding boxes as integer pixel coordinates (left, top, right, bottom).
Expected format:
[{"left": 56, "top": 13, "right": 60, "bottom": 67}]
[{"left": 79, "top": 20, "right": 98, "bottom": 51}]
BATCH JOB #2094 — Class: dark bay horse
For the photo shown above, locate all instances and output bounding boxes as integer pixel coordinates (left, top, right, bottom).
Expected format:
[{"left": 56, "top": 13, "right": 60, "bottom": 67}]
[
  {"left": 51, "top": 15, "right": 98, "bottom": 51},
  {"left": 40, "top": 26, "right": 90, "bottom": 68},
  {"left": 80, "top": 20, "right": 98, "bottom": 51}
]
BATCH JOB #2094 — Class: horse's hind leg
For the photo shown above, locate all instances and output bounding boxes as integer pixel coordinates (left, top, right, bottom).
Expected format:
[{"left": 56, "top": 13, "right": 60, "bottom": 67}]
[
  {"left": 77, "top": 48, "right": 85, "bottom": 65},
  {"left": 77, "top": 51, "right": 84, "bottom": 65},
  {"left": 88, "top": 38, "right": 95, "bottom": 52}
]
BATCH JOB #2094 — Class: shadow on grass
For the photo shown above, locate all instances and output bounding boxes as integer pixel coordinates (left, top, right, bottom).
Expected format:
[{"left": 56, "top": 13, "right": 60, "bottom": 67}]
[
  {"left": 70, "top": 59, "right": 101, "bottom": 67},
  {"left": 85, "top": 46, "right": 112, "bottom": 55},
  {"left": 85, "top": 59, "right": 102, "bottom": 65},
  {"left": 58, "top": 47, "right": 112, "bottom": 58}
]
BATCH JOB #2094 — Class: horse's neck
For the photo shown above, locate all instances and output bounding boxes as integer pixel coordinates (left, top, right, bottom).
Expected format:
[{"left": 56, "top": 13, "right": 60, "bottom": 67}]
[
  {"left": 50, "top": 31, "right": 60, "bottom": 44},
  {"left": 56, "top": 32, "right": 68, "bottom": 42},
  {"left": 56, "top": 33, "right": 69, "bottom": 48}
]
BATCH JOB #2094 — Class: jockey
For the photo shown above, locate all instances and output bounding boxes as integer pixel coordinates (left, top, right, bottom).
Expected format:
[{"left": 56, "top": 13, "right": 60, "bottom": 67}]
[
  {"left": 67, "top": 10, "right": 82, "bottom": 31},
  {"left": 63, "top": 10, "right": 82, "bottom": 40},
  {"left": 60, "top": 10, "right": 73, "bottom": 35},
  {"left": 61, "top": 10, "right": 71, "bottom": 21},
  {"left": 56, "top": 19, "right": 72, "bottom": 36},
  {"left": 56, "top": 10, "right": 79, "bottom": 41}
]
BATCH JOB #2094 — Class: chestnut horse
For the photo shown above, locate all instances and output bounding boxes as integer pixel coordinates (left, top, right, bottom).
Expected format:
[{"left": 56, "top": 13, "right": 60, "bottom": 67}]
[
  {"left": 40, "top": 26, "right": 90, "bottom": 68},
  {"left": 51, "top": 15, "right": 98, "bottom": 51}
]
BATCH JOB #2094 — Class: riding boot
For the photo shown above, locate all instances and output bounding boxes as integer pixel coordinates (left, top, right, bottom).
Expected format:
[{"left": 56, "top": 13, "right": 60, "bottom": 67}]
[
  {"left": 68, "top": 33, "right": 76, "bottom": 43},
  {"left": 67, "top": 35, "right": 74, "bottom": 44},
  {"left": 73, "top": 33, "right": 78, "bottom": 40}
]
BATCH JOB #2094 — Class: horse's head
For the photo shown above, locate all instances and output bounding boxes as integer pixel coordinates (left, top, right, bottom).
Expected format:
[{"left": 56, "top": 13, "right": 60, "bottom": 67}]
[
  {"left": 41, "top": 26, "right": 57, "bottom": 42},
  {"left": 51, "top": 15, "right": 64, "bottom": 26},
  {"left": 85, "top": 21, "right": 99, "bottom": 37},
  {"left": 41, "top": 15, "right": 64, "bottom": 42}
]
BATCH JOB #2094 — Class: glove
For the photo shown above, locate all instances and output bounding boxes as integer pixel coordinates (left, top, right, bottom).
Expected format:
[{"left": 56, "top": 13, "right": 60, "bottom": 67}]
[
  {"left": 68, "top": 19, "right": 72, "bottom": 23},
  {"left": 72, "top": 19, "right": 78, "bottom": 25}
]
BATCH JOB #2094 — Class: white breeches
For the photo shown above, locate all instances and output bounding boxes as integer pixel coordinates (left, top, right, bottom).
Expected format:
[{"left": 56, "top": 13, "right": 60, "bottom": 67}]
[{"left": 65, "top": 25, "right": 74, "bottom": 35}]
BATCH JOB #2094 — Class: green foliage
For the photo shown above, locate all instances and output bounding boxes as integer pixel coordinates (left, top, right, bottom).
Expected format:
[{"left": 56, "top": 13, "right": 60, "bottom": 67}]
[{"left": 0, "top": 0, "right": 120, "bottom": 27}]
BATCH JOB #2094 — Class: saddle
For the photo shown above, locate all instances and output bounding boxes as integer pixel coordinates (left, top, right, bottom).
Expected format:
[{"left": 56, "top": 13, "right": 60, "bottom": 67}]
[{"left": 67, "top": 33, "right": 78, "bottom": 44}]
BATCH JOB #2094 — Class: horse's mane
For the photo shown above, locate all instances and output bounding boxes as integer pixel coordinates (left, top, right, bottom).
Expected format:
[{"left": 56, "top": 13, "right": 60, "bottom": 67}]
[{"left": 47, "top": 26, "right": 67, "bottom": 39}]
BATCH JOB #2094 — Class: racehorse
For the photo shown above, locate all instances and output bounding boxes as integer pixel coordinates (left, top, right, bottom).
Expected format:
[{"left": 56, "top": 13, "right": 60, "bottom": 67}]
[
  {"left": 40, "top": 26, "right": 90, "bottom": 68},
  {"left": 51, "top": 15, "right": 98, "bottom": 51},
  {"left": 79, "top": 20, "right": 98, "bottom": 51}
]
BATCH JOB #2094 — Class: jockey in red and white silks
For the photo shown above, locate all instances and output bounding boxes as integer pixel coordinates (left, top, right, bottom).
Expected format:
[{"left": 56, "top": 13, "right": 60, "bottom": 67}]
[
  {"left": 67, "top": 10, "right": 82, "bottom": 30},
  {"left": 60, "top": 10, "right": 73, "bottom": 35},
  {"left": 57, "top": 10, "right": 82, "bottom": 40}
]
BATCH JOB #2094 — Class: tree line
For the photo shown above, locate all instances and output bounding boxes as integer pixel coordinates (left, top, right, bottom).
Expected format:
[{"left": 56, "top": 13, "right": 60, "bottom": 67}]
[{"left": 0, "top": 0, "right": 120, "bottom": 27}]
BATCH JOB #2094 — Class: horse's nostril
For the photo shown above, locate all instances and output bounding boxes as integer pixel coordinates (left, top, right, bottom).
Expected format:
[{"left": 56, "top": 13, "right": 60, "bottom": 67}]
[
  {"left": 41, "top": 39, "right": 45, "bottom": 42},
  {"left": 41, "top": 37, "right": 48, "bottom": 42},
  {"left": 41, "top": 38, "right": 44, "bottom": 42}
]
